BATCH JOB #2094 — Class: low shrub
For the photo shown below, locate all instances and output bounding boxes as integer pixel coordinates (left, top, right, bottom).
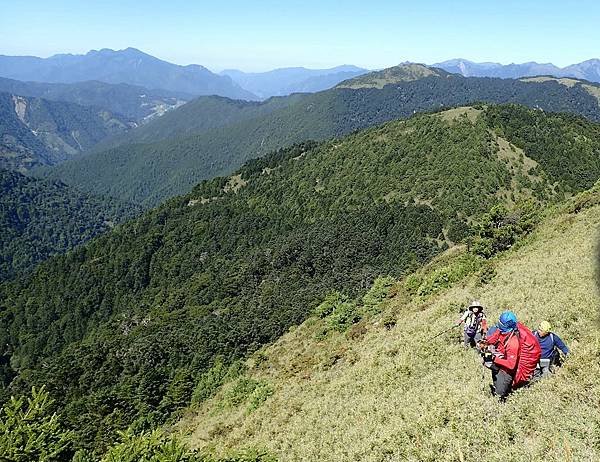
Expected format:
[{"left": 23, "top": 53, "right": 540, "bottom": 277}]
[
  {"left": 362, "top": 276, "right": 396, "bottom": 315},
  {"left": 192, "top": 359, "right": 246, "bottom": 405},
  {"left": 470, "top": 202, "right": 537, "bottom": 258},
  {"left": 405, "top": 253, "right": 482, "bottom": 297}
]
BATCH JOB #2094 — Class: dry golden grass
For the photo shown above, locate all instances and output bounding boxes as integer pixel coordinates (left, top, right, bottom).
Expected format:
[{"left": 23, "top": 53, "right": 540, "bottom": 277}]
[
  {"left": 520, "top": 76, "right": 582, "bottom": 88},
  {"left": 436, "top": 107, "right": 481, "bottom": 123},
  {"left": 337, "top": 64, "right": 438, "bottom": 89},
  {"left": 177, "top": 198, "right": 600, "bottom": 462}
]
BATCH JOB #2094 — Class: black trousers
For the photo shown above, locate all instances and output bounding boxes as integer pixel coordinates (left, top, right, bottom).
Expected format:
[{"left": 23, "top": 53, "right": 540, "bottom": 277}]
[{"left": 491, "top": 366, "right": 513, "bottom": 400}]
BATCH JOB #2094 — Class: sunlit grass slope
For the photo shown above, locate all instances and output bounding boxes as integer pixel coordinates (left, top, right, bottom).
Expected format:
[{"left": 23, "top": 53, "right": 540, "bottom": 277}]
[{"left": 178, "top": 189, "right": 600, "bottom": 462}]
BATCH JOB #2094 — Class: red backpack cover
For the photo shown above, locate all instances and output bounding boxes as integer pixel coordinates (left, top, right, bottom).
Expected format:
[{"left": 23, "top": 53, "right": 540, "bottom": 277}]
[{"left": 513, "top": 322, "right": 542, "bottom": 387}]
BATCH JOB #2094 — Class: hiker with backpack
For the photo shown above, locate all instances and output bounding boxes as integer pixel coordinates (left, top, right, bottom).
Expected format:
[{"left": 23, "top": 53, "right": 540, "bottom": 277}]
[
  {"left": 534, "top": 321, "right": 569, "bottom": 378},
  {"left": 456, "top": 300, "right": 488, "bottom": 348},
  {"left": 480, "top": 311, "right": 541, "bottom": 401}
]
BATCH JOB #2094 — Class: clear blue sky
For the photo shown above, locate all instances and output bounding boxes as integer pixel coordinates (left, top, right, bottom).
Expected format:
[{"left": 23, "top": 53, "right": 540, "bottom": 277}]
[{"left": 1, "top": 0, "right": 598, "bottom": 72}]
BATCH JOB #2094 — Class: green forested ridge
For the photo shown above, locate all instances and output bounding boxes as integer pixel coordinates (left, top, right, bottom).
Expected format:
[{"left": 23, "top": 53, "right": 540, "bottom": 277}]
[
  {"left": 0, "top": 169, "right": 138, "bottom": 281},
  {"left": 89, "top": 94, "right": 300, "bottom": 153},
  {"left": 2, "top": 104, "right": 600, "bottom": 454},
  {"left": 0, "top": 92, "right": 133, "bottom": 172},
  {"left": 42, "top": 66, "right": 600, "bottom": 207}
]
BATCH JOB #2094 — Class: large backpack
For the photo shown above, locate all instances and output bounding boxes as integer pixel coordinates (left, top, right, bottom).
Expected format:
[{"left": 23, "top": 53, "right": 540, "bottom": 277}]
[
  {"left": 465, "top": 312, "right": 485, "bottom": 337},
  {"left": 513, "top": 322, "right": 542, "bottom": 387}
]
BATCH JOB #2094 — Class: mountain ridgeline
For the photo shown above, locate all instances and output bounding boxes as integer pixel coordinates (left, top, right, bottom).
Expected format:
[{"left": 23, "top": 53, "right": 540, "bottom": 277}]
[
  {"left": 434, "top": 57, "right": 600, "bottom": 82},
  {"left": 0, "top": 48, "right": 258, "bottom": 100},
  {"left": 2, "top": 104, "right": 600, "bottom": 452},
  {"left": 0, "top": 169, "right": 138, "bottom": 281},
  {"left": 221, "top": 65, "right": 368, "bottom": 98},
  {"left": 41, "top": 64, "right": 600, "bottom": 208}
]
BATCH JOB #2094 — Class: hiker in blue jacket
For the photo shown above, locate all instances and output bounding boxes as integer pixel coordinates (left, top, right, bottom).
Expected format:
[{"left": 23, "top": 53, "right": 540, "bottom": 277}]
[{"left": 534, "top": 320, "right": 569, "bottom": 377}]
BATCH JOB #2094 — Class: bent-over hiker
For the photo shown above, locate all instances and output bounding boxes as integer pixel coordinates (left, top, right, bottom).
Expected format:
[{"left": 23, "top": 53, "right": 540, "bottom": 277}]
[
  {"left": 480, "top": 311, "right": 541, "bottom": 402},
  {"left": 534, "top": 320, "right": 569, "bottom": 378}
]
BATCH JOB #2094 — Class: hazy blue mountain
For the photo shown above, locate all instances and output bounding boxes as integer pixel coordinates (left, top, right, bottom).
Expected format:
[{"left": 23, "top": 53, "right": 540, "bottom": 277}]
[
  {"left": 0, "top": 48, "right": 258, "bottom": 100},
  {"left": 433, "top": 58, "right": 600, "bottom": 82},
  {"left": 0, "top": 77, "right": 192, "bottom": 121},
  {"left": 563, "top": 59, "right": 600, "bottom": 82},
  {"left": 0, "top": 92, "right": 133, "bottom": 171},
  {"left": 221, "top": 65, "right": 368, "bottom": 98}
]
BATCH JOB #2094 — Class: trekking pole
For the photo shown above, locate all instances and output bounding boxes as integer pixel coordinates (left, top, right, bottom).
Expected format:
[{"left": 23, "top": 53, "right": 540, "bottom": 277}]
[{"left": 430, "top": 324, "right": 459, "bottom": 340}]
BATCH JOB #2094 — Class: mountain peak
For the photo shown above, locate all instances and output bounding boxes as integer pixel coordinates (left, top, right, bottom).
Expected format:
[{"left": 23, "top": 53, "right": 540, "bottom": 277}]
[{"left": 336, "top": 63, "right": 447, "bottom": 89}]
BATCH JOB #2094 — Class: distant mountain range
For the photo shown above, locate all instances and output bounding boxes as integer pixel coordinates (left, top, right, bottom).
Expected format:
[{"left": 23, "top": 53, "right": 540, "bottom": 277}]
[
  {"left": 221, "top": 65, "right": 368, "bottom": 98},
  {"left": 433, "top": 58, "right": 600, "bottom": 82},
  {"left": 0, "top": 48, "right": 257, "bottom": 100}
]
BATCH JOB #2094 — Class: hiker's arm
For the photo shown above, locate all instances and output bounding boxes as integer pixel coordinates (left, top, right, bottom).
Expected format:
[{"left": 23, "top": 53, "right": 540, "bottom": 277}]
[
  {"left": 493, "top": 337, "right": 518, "bottom": 370},
  {"left": 554, "top": 334, "right": 569, "bottom": 355}
]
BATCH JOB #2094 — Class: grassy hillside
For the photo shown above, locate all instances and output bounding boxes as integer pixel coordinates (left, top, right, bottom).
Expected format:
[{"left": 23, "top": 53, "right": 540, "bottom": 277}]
[
  {"left": 1, "top": 104, "right": 599, "bottom": 453},
  {"left": 42, "top": 66, "right": 600, "bottom": 207},
  {"left": 0, "top": 169, "right": 138, "bottom": 281},
  {"left": 0, "top": 92, "right": 132, "bottom": 172},
  {"left": 177, "top": 184, "right": 600, "bottom": 462}
]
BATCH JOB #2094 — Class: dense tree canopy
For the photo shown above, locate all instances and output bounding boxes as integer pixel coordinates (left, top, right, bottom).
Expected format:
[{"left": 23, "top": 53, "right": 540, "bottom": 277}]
[{"left": 0, "top": 169, "right": 138, "bottom": 281}]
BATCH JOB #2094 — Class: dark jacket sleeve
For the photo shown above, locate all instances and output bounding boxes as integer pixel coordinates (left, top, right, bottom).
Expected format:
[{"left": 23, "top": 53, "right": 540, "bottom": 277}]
[{"left": 553, "top": 333, "right": 569, "bottom": 355}]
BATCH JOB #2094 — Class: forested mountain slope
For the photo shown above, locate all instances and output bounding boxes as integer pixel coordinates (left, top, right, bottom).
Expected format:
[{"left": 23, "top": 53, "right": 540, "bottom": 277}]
[
  {"left": 42, "top": 65, "right": 600, "bottom": 207},
  {"left": 2, "top": 104, "right": 600, "bottom": 452},
  {"left": 0, "top": 92, "right": 132, "bottom": 171},
  {"left": 0, "top": 169, "right": 138, "bottom": 281},
  {"left": 0, "top": 76, "right": 191, "bottom": 121},
  {"left": 178, "top": 180, "right": 600, "bottom": 462},
  {"left": 90, "top": 94, "right": 301, "bottom": 152}
]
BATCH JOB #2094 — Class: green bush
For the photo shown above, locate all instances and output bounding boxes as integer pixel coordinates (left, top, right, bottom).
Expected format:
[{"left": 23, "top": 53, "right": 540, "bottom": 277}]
[
  {"left": 192, "top": 360, "right": 245, "bottom": 405},
  {"left": 100, "top": 429, "right": 197, "bottom": 462},
  {"left": 361, "top": 276, "right": 396, "bottom": 315},
  {"left": 314, "top": 292, "right": 348, "bottom": 318},
  {"left": 0, "top": 387, "right": 73, "bottom": 462},
  {"left": 247, "top": 383, "right": 274, "bottom": 412},
  {"left": 222, "top": 378, "right": 261, "bottom": 408},
  {"left": 328, "top": 301, "right": 361, "bottom": 332},
  {"left": 405, "top": 253, "right": 482, "bottom": 297},
  {"left": 470, "top": 202, "right": 537, "bottom": 258}
]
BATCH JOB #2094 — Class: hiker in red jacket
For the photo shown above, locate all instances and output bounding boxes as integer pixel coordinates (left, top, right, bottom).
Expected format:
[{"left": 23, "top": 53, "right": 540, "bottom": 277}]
[
  {"left": 483, "top": 311, "right": 519, "bottom": 400},
  {"left": 481, "top": 311, "right": 541, "bottom": 401}
]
